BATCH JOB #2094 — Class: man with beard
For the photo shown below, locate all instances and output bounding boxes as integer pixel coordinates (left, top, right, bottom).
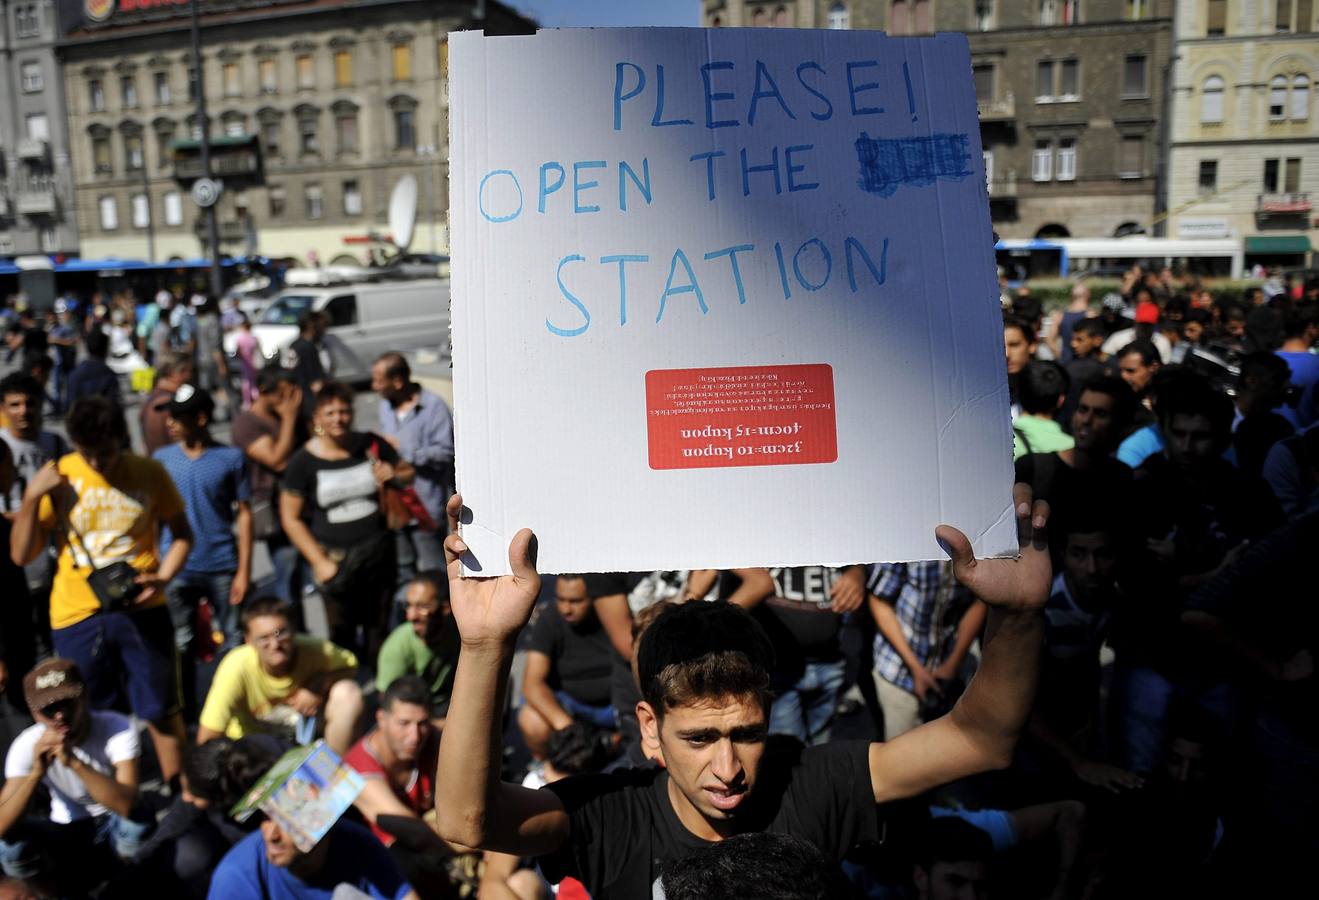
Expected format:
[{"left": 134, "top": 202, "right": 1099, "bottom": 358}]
[{"left": 375, "top": 572, "right": 460, "bottom": 727}]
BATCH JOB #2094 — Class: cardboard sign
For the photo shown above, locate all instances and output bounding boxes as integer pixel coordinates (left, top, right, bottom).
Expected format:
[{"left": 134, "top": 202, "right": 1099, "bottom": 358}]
[{"left": 449, "top": 28, "right": 1016, "bottom": 576}]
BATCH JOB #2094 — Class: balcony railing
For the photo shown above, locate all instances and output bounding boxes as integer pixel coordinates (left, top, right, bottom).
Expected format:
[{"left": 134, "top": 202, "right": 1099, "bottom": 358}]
[
  {"left": 16, "top": 176, "right": 57, "bottom": 217},
  {"left": 989, "top": 171, "right": 1018, "bottom": 197},
  {"left": 16, "top": 138, "right": 49, "bottom": 161},
  {"left": 977, "top": 93, "right": 1015, "bottom": 121},
  {"left": 1257, "top": 192, "right": 1311, "bottom": 214}
]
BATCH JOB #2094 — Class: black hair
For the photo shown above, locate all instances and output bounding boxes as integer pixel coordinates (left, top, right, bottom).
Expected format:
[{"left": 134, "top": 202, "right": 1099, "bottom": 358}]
[
  {"left": 915, "top": 817, "right": 994, "bottom": 872},
  {"left": 1157, "top": 374, "right": 1233, "bottom": 438},
  {"left": 1164, "top": 295, "right": 1189, "bottom": 318},
  {"left": 297, "top": 310, "right": 322, "bottom": 334},
  {"left": 1072, "top": 317, "right": 1106, "bottom": 339},
  {"left": 661, "top": 832, "right": 847, "bottom": 900},
  {"left": 1116, "top": 339, "right": 1160, "bottom": 367},
  {"left": 1003, "top": 313, "right": 1036, "bottom": 344},
  {"left": 374, "top": 351, "right": 411, "bottom": 383},
  {"left": 636, "top": 601, "right": 774, "bottom": 717},
  {"left": 546, "top": 722, "right": 612, "bottom": 776},
  {"left": 411, "top": 568, "right": 450, "bottom": 604},
  {"left": 83, "top": 328, "right": 109, "bottom": 359},
  {"left": 1238, "top": 351, "right": 1290, "bottom": 389},
  {"left": 241, "top": 596, "right": 295, "bottom": 632},
  {"left": 1076, "top": 374, "right": 1137, "bottom": 437},
  {"left": 380, "top": 675, "right": 433, "bottom": 715},
  {"left": 0, "top": 372, "right": 43, "bottom": 402},
  {"left": 313, "top": 380, "right": 354, "bottom": 410},
  {"left": 1011, "top": 294, "right": 1043, "bottom": 325},
  {"left": 22, "top": 352, "right": 52, "bottom": 375},
  {"left": 65, "top": 396, "right": 128, "bottom": 451},
  {"left": 255, "top": 366, "right": 296, "bottom": 395},
  {"left": 1018, "top": 360, "right": 1070, "bottom": 415},
  {"left": 1282, "top": 302, "right": 1317, "bottom": 341}
]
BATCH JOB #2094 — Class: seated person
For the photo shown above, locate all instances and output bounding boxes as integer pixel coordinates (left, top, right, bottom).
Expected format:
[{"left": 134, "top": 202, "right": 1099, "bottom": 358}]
[
  {"left": 913, "top": 817, "right": 993, "bottom": 900},
  {"left": 197, "top": 597, "right": 363, "bottom": 755},
  {"left": 344, "top": 676, "right": 457, "bottom": 898},
  {"left": 375, "top": 572, "right": 460, "bottom": 727},
  {"left": 517, "top": 574, "right": 616, "bottom": 759},
  {"left": 0, "top": 660, "right": 153, "bottom": 897}
]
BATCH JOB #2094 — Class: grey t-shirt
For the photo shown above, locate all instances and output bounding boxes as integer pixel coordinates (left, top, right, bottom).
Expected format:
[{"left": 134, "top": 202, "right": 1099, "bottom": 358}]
[{"left": 0, "top": 428, "right": 67, "bottom": 589}]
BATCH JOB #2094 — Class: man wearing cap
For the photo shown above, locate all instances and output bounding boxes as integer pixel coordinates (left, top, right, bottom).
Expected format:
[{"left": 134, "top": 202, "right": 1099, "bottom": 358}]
[
  {"left": 153, "top": 384, "right": 252, "bottom": 706},
  {"left": 140, "top": 353, "right": 195, "bottom": 457},
  {"left": 0, "top": 659, "right": 151, "bottom": 895}
]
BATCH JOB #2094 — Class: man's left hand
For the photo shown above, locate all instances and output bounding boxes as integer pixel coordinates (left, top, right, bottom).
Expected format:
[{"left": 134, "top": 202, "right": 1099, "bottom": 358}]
[
  {"left": 935, "top": 483, "right": 1050, "bottom": 614},
  {"left": 134, "top": 572, "right": 168, "bottom": 605},
  {"left": 230, "top": 573, "right": 250, "bottom": 607}
]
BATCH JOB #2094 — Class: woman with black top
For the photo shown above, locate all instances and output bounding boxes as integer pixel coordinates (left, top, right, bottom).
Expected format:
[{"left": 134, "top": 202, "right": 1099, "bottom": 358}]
[{"left": 280, "top": 381, "right": 414, "bottom": 659}]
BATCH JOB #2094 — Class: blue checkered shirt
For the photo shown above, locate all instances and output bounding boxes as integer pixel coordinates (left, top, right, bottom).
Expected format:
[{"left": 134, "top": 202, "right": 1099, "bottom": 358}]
[{"left": 870, "top": 561, "right": 976, "bottom": 693}]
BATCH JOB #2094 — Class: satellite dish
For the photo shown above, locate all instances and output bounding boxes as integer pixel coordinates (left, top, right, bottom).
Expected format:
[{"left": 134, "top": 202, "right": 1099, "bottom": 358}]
[{"left": 388, "top": 175, "right": 418, "bottom": 257}]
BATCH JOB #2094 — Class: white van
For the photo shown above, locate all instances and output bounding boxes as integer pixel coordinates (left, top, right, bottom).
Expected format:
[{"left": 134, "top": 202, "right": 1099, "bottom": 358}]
[{"left": 225, "top": 278, "right": 450, "bottom": 384}]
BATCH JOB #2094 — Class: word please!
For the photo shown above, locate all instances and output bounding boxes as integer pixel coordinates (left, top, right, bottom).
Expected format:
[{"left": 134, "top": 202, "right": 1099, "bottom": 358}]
[{"left": 547, "top": 235, "right": 889, "bottom": 337}]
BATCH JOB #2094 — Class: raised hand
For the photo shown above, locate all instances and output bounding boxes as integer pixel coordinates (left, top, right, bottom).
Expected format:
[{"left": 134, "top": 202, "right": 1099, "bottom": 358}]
[
  {"left": 935, "top": 483, "right": 1051, "bottom": 614},
  {"left": 444, "top": 493, "right": 541, "bottom": 649}
]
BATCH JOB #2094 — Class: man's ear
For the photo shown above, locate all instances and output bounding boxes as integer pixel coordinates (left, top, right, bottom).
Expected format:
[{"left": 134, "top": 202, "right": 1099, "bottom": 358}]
[
  {"left": 376, "top": 707, "right": 386, "bottom": 730},
  {"left": 637, "top": 701, "right": 664, "bottom": 767}
]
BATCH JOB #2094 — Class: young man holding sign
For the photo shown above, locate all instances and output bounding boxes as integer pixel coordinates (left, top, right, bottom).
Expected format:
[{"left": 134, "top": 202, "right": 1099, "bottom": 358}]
[{"left": 434, "top": 489, "right": 1051, "bottom": 897}]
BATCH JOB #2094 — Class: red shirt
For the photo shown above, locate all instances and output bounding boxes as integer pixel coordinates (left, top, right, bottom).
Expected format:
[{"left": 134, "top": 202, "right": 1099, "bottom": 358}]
[{"left": 343, "top": 728, "right": 439, "bottom": 846}]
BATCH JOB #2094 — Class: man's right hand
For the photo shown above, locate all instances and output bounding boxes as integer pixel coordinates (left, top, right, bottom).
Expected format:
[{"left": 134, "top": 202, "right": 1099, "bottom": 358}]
[
  {"left": 24, "top": 462, "right": 68, "bottom": 503},
  {"left": 444, "top": 493, "right": 540, "bottom": 649},
  {"left": 312, "top": 558, "right": 339, "bottom": 586},
  {"left": 33, "top": 727, "right": 64, "bottom": 775},
  {"left": 911, "top": 666, "right": 942, "bottom": 701}
]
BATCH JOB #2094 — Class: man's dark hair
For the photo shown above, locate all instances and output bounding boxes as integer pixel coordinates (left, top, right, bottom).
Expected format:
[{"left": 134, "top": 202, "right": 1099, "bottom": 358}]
[
  {"left": 313, "top": 380, "right": 354, "bottom": 410},
  {"left": 1184, "top": 308, "right": 1211, "bottom": 327},
  {"left": 1003, "top": 313, "right": 1035, "bottom": 344},
  {"left": 1011, "top": 294, "right": 1043, "bottom": 325},
  {"left": 0, "top": 372, "right": 43, "bottom": 402},
  {"left": 375, "top": 351, "right": 410, "bottom": 383},
  {"left": 412, "top": 568, "right": 450, "bottom": 604},
  {"left": 65, "top": 396, "right": 128, "bottom": 450},
  {"left": 1018, "top": 360, "right": 1070, "bottom": 415},
  {"left": 181, "top": 737, "right": 236, "bottom": 805},
  {"left": 297, "top": 310, "right": 322, "bottom": 334},
  {"left": 1117, "top": 339, "right": 1160, "bottom": 367},
  {"left": 661, "top": 832, "right": 847, "bottom": 900},
  {"left": 241, "top": 596, "right": 295, "bottom": 632},
  {"left": 636, "top": 601, "right": 774, "bottom": 718},
  {"left": 546, "top": 722, "right": 612, "bottom": 776},
  {"left": 22, "top": 352, "right": 52, "bottom": 375},
  {"left": 915, "top": 816, "right": 995, "bottom": 872},
  {"left": 83, "top": 328, "right": 109, "bottom": 359},
  {"left": 1282, "top": 302, "right": 1316, "bottom": 341},
  {"left": 256, "top": 366, "right": 296, "bottom": 395},
  {"left": 1163, "top": 295, "right": 1189, "bottom": 319},
  {"left": 1073, "top": 317, "right": 1105, "bottom": 340},
  {"left": 1157, "top": 374, "right": 1233, "bottom": 438},
  {"left": 1076, "top": 374, "right": 1137, "bottom": 437},
  {"left": 380, "top": 675, "right": 433, "bottom": 715},
  {"left": 1238, "top": 351, "right": 1290, "bottom": 391}
]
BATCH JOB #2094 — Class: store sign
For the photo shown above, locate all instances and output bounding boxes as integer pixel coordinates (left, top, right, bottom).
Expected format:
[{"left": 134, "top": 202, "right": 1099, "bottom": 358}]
[{"left": 1177, "top": 218, "right": 1231, "bottom": 239}]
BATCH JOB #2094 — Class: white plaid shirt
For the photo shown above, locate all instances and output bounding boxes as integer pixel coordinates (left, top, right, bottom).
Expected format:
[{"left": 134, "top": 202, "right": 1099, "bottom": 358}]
[{"left": 870, "top": 561, "right": 976, "bottom": 693}]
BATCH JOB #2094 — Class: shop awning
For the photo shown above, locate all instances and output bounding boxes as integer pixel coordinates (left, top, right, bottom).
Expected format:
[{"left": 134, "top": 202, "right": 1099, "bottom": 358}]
[{"left": 1245, "top": 235, "right": 1312, "bottom": 254}]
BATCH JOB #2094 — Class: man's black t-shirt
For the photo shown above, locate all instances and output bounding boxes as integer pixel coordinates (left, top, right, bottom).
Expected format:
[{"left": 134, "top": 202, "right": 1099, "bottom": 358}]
[
  {"left": 753, "top": 567, "right": 845, "bottom": 672},
  {"left": 527, "top": 600, "right": 614, "bottom": 707},
  {"left": 281, "top": 432, "right": 398, "bottom": 549},
  {"left": 538, "top": 738, "right": 878, "bottom": 899},
  {"left": 288, "top": 336, "right": 327, "bottom": 389}
]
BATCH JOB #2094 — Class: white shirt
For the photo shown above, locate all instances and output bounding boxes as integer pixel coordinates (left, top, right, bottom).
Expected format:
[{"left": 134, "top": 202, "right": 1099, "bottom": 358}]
[{"left": 4, "top": 711, "right": 139, "bottom": 823}]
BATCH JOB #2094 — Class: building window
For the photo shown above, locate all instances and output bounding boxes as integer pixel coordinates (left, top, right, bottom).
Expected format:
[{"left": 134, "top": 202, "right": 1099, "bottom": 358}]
[
  {"left": 1269, "top": 75, "right": 1288, "bottom": 119},
  {"left": 335, "top": 109, "right": 358, "bottom": 154},
  {"left": 25, "top": 112, "right": 48, "bottom": 141},
  {"left": 1264, "top": 158, "right": 1281, "bottom": 192},
  {"left": 259, "top": 59, "right": 277, "bottom": 94},
  {"left": 1285, "top": 157, "right": 1301, "bottom": 192},
  {"left": 983, "top": 149, "right": 994, "bottom": 190},
  {"left": 187, "top": 115, "right": 202, "bottom": 140},
  {"left": 224, "top": 116, "right": 245, "bottom": 137},
  {"left": 297, "top": 110, "right": 319, "bottom": 155},
  {"left": 125, "top": 133, "right": 144, "bottom": 171},
  {"left": 394, "top": 108, "right": 416, "bottom": 150},
  {"left": 1126, "top": 0, "right": 1149, "bottom": 18},
  {"left": 121, "top": 75, "right": 138, "bottom": 108},
  {"left": 1032, "top": 140, "right": 1053, "bottom": 181},
  {"left": 343, "top": 180, "right": 362, "bottom": 216},
  {"left": 40, "top": 228, "right": 56, "bottom": 252},
  {"left": 973, "top": 64, "right": 995, "bottom": 100},
  {"left": 392, "top": 44, "right": 412, "bottom": 81},
  {"left": 1036, "top": 60, "right": 1054, "bottom": 101},
  {"left": 99, "top": 196, "right": 118, "bottom": 231},
  {"left": 1206, "top": 0, "right": 1226, "bottom": 35},
  {"left": 1275, "top": 0, "right": 1315, "bottom": 31},
  {"left": 164, "top": 190, "right": 183, "bottom": 226},
  {"left": 1039, "top": 0, "right": 1079, "bottom": 26},
  {"left": 1122, "top": 54, "right": 1148, "bottom": 97},
  {"left": 92, "top": 134, "right": 112, "bottom": 173},
  {"left": 261, "top": 117, "right": 281, "bottom": 157},
  {"left": 1198, "top": 160, "right": 1218, "bottom": 195},
  {"left": 154, "top": 72, "right": 170, "bottom": 105},
  {"left": 21, "top": 62, "right": 42, "bottom": 92},
  {"left": 1293, "top": 75, "right": 1311, "bottom": 120},
  {"left": 1059, "top": 59, "right": 1080, "bottom": 100},
  {"left": 223, "top": 63, "right": 240, "bottom": 97},
  {"left": 1118, "top": 135, "right": 1143, "bottom": 178},
  {"left": 154, "top": 122, "right": 175, "bottom": 169},
  {"left": 1201, "top": 75, "right": 1224, "bottom": 122},
  {"left": 131, "top": 193, "right": 150, "bottom": 229},
  {"left": 15, "top": 4, "right": 39, "bottom": 37},
  {"left": 304, "top": 183, "right": 323, "bottom": 219},
  {"left": 334, "top": 50, "right": 352, "bottom": 87},
  {"left": 1057, "top": 138, "right": 1077, "bottom": 181},
  {"left": 974, "top": 0, "right": 995, "bottom": 29},
  {"left": 89, "top": 79, "right": 105, "bottom": 112},
  {"left": 296, "top": 55, "right": 314, "bottom": 89},
  {"left": 269, "top": 184, "right": 286, "bottom": 218},
  {"left": 828, "top": 3, "right": 849, "bottom": 28}
]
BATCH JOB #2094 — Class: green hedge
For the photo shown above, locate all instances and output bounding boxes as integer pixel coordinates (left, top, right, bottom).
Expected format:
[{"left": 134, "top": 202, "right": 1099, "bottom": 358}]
[{"left": 1022, "top": 278, "right": 1265, "bottom": 311}]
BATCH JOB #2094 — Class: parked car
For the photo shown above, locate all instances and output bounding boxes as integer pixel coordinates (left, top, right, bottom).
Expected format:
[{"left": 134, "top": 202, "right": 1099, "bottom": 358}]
[{"left": 223, "top": 277, "right": 450, "bottom": 383}]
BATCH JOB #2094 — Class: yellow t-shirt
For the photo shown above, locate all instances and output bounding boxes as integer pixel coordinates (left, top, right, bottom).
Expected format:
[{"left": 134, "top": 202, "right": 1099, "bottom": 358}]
[
  {"left": 198, "top": 636, "right": 359, "bottom": 740},
  {"left": 39, "top": 452, "right": 185, "bottom": 630}
]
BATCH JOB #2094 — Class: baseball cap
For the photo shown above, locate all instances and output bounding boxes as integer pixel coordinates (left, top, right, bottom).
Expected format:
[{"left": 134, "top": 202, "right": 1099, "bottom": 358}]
[
  {"left": 1101, "top": 293, "right": 1127, "bottom": 312},
  {"left": 1135, "top": 301, "right": 1160, "bottom": 324},
  {"left": 24, "top": 659, "right": 84, "bottom": 712},
  {"left": 154, "top": 383, "right": 215, "bottom": 418}
]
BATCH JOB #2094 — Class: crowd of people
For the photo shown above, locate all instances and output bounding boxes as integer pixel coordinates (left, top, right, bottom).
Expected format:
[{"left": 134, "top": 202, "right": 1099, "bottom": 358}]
[{"left": 0, "top": 262, "right": 1314, "bottom": 899}]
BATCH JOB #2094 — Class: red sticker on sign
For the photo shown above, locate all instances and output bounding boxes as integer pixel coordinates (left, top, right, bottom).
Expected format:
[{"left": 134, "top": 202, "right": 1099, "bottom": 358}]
[{"left": 646, "top": 365, "right": 838, "bottom": 470}]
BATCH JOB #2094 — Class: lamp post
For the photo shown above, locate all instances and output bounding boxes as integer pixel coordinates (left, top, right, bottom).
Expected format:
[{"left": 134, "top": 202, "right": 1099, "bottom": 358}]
[{"left": 189, "top": 0, "right": 223, "bottom": 298}]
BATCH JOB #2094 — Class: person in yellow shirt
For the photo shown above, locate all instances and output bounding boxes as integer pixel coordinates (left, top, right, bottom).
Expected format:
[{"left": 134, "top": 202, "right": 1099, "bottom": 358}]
[
  {"left": 8, "top": 396, "right": 193, "bottom": 788},
  {"left": 197, "top": 596, "right": 364, "bottom": 755}
]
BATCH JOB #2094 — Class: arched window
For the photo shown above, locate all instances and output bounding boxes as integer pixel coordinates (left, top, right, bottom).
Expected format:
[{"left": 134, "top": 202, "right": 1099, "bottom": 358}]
[
  {"left": 1201, "top": 75, "right": 1224, "bottom": 122},
  {"left": 1291, "top": 74, "right": 1310, "bottom": 120},
  {"left": 828, "top": 3, "right": 849, "bottom": 29},
  {"left": 1269, "top": 74, "right": 1288, "bottom": 119}
]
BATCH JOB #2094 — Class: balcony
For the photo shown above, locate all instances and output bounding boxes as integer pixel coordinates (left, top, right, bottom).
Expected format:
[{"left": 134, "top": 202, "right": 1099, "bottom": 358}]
[
  {"left": 977, "top": 93, "right": 1015, "bottom": 122},
  {"left": 1257, "top": 192, "right": 1311, "bottom": 215},
  {"left": 16, "top": 176, "right": 57, "bottom": 217},
  {"left": 16, "top": 138, "right": 49, "bottom": 161},
  {"left": 989, "top": 171, "right": 1018, "bottom": 198}
]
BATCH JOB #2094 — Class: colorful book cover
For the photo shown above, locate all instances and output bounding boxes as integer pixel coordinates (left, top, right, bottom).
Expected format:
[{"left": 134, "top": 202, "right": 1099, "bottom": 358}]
[{"left": 229, "top": 740, "right": 365, "bottom": 851}]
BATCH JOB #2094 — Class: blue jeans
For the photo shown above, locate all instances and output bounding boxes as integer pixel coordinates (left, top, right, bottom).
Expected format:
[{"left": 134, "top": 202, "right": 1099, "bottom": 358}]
[
  {"left": 165, "top": 571, "right": 240, "bottom": 652},
  {"left": 0, "top": 812, "right": 152, "bottom": 882},
  {"left": 1112, "top": 665, "right": 1238, "bottom": 773},
  {"left": 554, "top": 691, "right": 617, "bottom": 731},
  {"left": 769, "top": 658, "right": 848, "bottom": 745}
]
